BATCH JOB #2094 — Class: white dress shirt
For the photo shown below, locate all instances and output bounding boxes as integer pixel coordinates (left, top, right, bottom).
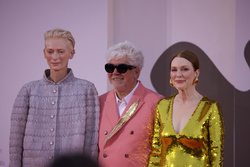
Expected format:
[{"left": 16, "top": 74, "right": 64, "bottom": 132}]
[{"left": 115, "top": 81, "right": 139, "bottom": 117}]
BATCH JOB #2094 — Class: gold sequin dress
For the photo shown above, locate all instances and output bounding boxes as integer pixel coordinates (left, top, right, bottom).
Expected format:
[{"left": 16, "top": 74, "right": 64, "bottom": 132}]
[{"left": 148, "top": 94, "right": 224, "bottom": 167}]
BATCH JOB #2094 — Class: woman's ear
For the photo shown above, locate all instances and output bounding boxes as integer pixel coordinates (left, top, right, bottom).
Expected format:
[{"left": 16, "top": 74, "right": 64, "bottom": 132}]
[
  {"left": 195, "top": 69, "right": 200, "bottom": 78},
  {"left": 70, "top": 49, "right": 75, "bottom": 59},
  {"left": 43, "top": 49, "right": 47, "bottom": 59}
]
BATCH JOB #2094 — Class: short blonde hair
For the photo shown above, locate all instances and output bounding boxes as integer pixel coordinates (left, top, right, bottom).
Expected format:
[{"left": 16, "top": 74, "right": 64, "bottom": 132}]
[{"left": 44, "top": 28, "right": 75, "bottom": 49}]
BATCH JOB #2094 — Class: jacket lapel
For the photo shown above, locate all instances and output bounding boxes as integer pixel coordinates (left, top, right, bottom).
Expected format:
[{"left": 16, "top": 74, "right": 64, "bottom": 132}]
[
  {"left": 104, "top": 90, "right": 120, "bottom": 128},
  {"left": 120, "top": 82, "right": 145, "bottom": 118},
  {"left": 104, "top": 82, "right": 145, "bottom": 144}
]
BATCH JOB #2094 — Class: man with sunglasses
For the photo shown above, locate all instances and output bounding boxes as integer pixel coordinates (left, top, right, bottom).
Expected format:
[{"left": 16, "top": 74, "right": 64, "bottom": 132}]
[{"left": 98, "top": 41, "right": 164, "bottom": 167}]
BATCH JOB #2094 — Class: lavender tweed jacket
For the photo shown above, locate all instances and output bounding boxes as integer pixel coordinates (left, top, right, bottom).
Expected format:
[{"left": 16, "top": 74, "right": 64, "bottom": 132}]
[{"left": 9, "top": 69, "right": 100, "bottom": 167}]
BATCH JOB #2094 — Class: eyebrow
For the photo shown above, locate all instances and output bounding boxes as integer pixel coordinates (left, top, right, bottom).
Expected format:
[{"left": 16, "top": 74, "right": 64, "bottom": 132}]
[
  {"left": 45, "top": 48, "right": 65, "bottom": 50},
  {"left": 171, "top": 65, "right": 190, "bottom": 68}
]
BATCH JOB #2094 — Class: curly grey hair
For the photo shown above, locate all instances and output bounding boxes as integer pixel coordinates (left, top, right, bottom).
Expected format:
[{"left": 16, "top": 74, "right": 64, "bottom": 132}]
[{"left": 106, "top": 41, "right": 144, "bottom": 70}]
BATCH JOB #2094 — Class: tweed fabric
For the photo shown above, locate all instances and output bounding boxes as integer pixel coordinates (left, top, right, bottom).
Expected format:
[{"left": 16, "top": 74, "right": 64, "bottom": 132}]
[{"left": 9, "top": 69, "right": 100, "bottom": 167}]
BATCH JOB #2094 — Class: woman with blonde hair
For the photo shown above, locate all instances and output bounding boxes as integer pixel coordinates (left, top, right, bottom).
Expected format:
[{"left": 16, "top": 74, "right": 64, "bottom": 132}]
[{"left": 9, "top": 28, "right": 99, "bottom": 167}]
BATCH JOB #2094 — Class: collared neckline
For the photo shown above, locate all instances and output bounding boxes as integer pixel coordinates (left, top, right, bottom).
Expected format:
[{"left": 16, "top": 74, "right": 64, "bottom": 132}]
[
  {"left": 115, "top": 81, "right": 139, "bottom": 105},
  {"left": 43, "top": 68, "right": 74, "bottom": 84}
]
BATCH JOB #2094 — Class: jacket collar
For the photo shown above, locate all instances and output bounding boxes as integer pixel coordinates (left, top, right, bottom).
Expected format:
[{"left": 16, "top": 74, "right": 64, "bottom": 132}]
[
  {"left": 43, "top": 68, "right": 74, "bottom": 84},
  {"left": 104, "top": 81, "right": 145, "bottom": 135}
]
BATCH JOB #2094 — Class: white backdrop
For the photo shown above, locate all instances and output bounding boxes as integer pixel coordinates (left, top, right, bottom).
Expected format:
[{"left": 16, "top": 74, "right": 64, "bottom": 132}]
[
  {"left": 0, "top": 1, "right": 108, "bottom": 166},
  {"left": 0, "top": 0, "right": 249, "bottom": 166}
]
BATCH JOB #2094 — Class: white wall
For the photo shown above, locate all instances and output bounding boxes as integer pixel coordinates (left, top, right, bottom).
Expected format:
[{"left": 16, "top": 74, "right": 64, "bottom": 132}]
[
  {"left": 0, "top": 1, "right": 108, "bottom": 166},
  {"left": 112, "top": 0, "right": 167, "bottom": 91},
  {"left": 112, "top": 0, "right": 250, "bottom": 92},
  {"left": 1, "top": 0, "right": 250, "bottom": 166},
  {"left": 167, "top": 1, "right": 237, "bottom": 87},
  {"left": 235, "top": 0, "right": 250, "bottom": 90}
]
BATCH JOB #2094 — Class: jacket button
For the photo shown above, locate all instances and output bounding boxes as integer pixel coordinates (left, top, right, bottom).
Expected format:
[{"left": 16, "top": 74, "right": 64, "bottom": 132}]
[
  {"left": 104, "top": 131, "right": 108, "bottom": 135},
  {"left": 130, "top": 131, "right": 134, "bottom": 134},
  {"left": 125, "top": 154, "right": 129, "bottom": 158},
  {"left": 103, "top": 154, "right": 107, "bottom": 158}
]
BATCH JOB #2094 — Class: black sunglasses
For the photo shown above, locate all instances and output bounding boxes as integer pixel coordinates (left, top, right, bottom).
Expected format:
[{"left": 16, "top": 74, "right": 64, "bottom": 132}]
[{"left": 105, "top": 63, "right": 136, "bottom": 73}]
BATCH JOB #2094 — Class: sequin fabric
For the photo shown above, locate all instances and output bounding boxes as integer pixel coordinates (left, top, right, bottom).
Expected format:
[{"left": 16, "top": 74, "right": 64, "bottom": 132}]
[{"left": 148, "top": 94, "right": 224, "bottom": 167}]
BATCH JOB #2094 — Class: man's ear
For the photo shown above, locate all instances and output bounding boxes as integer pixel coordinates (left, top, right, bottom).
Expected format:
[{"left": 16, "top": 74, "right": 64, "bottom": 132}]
[{"left": 135, "top": 67, "right": 141, "bottom": 78}]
